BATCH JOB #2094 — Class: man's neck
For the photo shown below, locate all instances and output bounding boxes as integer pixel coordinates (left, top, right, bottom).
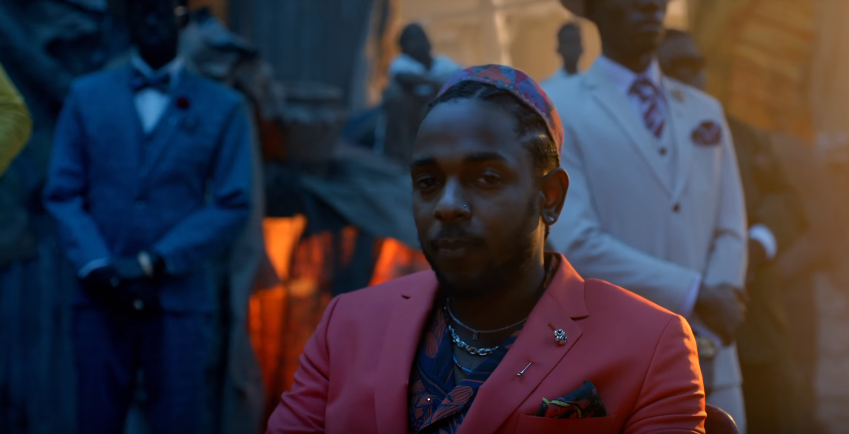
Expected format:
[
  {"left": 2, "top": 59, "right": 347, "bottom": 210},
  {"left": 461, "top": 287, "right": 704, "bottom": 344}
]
[
  {"left": 138, "top": 49, "right": 178, "bottom": 72},
  {"left": 601, "top": 48, "right": 655, "bottom": 74},
  {"left": 448, "top": 254, "right": 547, "bottom": 347}
]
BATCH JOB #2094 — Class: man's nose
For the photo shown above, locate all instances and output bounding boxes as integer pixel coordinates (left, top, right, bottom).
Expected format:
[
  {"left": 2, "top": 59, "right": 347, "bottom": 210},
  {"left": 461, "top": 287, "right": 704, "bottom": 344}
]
[
  {"left": 637, "top": 0, "right": 670, "bottom": 14},
  {"left": 433, "top": 179, "right": 471, "bottom": 222}
]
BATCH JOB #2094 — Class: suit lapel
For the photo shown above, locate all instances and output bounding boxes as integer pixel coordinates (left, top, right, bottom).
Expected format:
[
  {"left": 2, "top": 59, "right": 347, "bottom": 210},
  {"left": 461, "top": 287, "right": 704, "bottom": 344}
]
[
  {"left": 458, "top": 257, "right": 589, "bottom": 434},
  {"left": 113, "top": 67, "right": 145, "bottom": 171},
  {"left": 139, "top": 69, "right": 196, "bottom": 183},
  {"left": 374, "top": 275, "right": 439, "bottom": 434},
  {"left": 585, "top": 64, "right": 672, "bottom": 196},
  {"left": 663, "top": 78, "right": 696, "bottom": 204}
]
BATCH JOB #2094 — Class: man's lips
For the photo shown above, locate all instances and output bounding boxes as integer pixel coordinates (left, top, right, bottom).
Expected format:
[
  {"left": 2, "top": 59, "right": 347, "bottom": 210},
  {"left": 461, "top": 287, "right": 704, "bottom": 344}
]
[
  {"left": 431, "top": 238, "right": 484, "bottom": 252},
  {"left": 637, "top": 21, "right": 663, "bottom": 33}
]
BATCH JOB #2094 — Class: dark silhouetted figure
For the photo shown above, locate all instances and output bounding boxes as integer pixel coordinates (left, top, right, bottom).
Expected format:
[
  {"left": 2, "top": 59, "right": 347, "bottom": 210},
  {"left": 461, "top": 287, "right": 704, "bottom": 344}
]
[
  {"left": 543, "top": 22, "right": 583, "bottom": 87},
  {"left": 380, "top": 23, "right": 461, "bottom": 164},
  {"left": 43, "top": 0, "right": 253, "bottom": 432}
]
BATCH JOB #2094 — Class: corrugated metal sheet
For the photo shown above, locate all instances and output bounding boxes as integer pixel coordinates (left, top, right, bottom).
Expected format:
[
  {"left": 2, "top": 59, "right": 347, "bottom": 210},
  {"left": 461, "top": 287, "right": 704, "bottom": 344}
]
[{"left": 229, "top": 0, "right": 379, "bottom": 109}]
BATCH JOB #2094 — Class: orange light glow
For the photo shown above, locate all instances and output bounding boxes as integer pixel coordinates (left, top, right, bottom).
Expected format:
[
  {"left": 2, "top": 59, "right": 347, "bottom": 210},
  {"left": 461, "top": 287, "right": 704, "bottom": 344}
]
[{"left": 249, "top": 216, "right": 428, "bottom": 416}]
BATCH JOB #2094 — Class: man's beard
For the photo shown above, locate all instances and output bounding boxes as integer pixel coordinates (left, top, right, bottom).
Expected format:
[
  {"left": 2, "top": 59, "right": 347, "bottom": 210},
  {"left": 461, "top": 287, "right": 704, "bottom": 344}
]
[{"left": 423, "top": 198, "right": 539, "bottom": 301}]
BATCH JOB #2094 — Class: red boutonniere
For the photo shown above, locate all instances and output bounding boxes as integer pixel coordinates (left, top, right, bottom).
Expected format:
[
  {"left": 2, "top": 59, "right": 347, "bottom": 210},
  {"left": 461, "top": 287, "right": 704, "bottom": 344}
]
[{"left": 176, "top": 96, "right": 191, "bottom": 110}]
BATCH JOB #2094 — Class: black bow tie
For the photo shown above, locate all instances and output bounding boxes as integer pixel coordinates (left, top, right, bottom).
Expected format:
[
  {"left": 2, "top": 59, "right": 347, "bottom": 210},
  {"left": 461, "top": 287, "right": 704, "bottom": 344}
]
[{"left": 130, "top": 69, "right": 171, "bottom": 93}]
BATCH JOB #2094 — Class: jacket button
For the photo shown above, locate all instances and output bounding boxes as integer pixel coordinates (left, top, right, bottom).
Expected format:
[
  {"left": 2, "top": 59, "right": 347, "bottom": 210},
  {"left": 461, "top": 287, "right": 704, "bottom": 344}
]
[
  {"left": 673, "top": 203, "right": 681, "bottom": 213},
  {"left": 133, "top": 299, "right": 144, "bottom": 311}
]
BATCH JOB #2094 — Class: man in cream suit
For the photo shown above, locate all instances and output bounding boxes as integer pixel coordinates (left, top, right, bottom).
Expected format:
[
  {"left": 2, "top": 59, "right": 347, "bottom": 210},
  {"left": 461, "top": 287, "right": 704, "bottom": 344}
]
[{"left": 547, "top": 0, "right": 748, "bottom": 430}]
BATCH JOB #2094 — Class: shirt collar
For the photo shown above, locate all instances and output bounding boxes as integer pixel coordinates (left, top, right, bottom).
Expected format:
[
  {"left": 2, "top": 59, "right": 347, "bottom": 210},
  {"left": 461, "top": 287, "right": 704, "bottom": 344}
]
[
  {"left": 594, "top": 55, "right": 663, "bottom": 95},
  {"left": 131, "top": 51, "right": 184, "bottom": 84}
]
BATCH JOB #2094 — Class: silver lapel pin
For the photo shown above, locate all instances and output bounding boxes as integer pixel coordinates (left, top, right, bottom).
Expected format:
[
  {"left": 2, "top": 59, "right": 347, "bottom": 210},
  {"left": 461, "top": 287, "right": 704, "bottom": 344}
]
[
  {"left": 554, "top": 329, "right": 568, "bottom": 346},
  {"left": 517, "top": 362, "right": 532, "bottom": 376}
]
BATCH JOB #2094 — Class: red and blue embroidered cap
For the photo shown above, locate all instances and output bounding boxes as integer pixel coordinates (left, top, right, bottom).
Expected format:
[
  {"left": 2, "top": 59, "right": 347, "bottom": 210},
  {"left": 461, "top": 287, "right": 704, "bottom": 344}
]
[{"left": 437, "top": 64, "right": 564, "bottom": 154}]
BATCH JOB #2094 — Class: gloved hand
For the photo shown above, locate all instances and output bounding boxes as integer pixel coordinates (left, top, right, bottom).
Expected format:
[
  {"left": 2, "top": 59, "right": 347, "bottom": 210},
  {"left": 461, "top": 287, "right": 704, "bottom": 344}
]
[
  {"left": 113, "top": 251, "right": 167, "bottom": 282},
  {"left": 79, "top": 265, "right": 121, "bottom": 300},
  {"left": 112, "top": 251, "right": 166, "bottom": 317}
]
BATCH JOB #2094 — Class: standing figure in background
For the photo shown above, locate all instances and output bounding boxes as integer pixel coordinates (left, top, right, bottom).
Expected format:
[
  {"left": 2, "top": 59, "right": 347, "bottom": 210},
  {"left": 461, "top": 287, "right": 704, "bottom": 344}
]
[
  {"left": 542, "top": 22, "right": 584, "bottom": 88},
  {"left": 380, "top": 23, "right": 461, "bottom": 164},
  {"left": 548, "top": 0, "right": 749, "bottom": 429},
  {"left": 659, "top": 28, "right": 810, "bottom": 434},
  {"left": 0, "top": 63, "right": 31, "bottom": 175},
  {"left": 43, "top": 0, "right": 253, "bottom": 432}
]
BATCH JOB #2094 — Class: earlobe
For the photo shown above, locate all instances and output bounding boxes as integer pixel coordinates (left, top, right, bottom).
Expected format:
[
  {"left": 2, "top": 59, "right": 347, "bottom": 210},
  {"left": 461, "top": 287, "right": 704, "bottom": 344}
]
[{"left": 540, "top": 168, "right": 570, "bottom": 224}]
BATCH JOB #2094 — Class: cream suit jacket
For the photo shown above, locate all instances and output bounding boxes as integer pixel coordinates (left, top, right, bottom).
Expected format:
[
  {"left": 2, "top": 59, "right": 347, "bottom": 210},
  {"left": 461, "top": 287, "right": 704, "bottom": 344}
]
[{"left": 545, "top": 61, "right": 747, "bottom": 389}]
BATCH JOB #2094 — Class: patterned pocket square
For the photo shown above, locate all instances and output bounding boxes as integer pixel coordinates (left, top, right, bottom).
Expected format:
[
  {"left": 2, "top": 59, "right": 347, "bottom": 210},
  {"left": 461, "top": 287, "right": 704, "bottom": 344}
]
[
  {"left": 691, "top": 120, "right": 723, "bottom": 146},
  {"left": 536, "top": 380, "right": 607, "bottom": 419}
]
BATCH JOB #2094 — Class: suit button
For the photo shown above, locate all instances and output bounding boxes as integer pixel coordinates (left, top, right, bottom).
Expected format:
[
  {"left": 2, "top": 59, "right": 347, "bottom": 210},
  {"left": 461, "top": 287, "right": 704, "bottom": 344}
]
[
  {"left": 133, "top": 299, "right": 144, "bottom": 311},
  {"left": 135, "top": 200, "right": 147, "bottom": 210},
  {"left": 673, "top": 203, "right": 681, "bottom": 213},
  {"left": 659, "top": 147, "right": 668, "bottom": 156}
]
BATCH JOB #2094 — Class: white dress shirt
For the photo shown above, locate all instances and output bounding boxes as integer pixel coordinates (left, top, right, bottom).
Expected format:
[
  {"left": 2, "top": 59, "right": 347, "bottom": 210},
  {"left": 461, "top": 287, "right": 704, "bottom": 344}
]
[
  {"left": 131, "top": 53, "right": 185, "bottom": 133},
  {"left": 592, "top": 55, "right": 669, "bottom": 134}
]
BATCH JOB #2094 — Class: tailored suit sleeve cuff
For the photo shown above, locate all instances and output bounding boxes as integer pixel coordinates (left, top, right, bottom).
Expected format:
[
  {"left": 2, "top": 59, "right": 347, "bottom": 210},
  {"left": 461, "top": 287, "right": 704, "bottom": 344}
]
[
  {"left": 749, "top": 223, "right": 778, "bottom": 261},
  {"left": 682, "top": 273, "right": 724, "bottom": 349},
  {"left": 78, "top": 258, "right": 110, "bottom": 278},
  {"left": 679, "top": 273, "right": 702, "bottom": 318}
]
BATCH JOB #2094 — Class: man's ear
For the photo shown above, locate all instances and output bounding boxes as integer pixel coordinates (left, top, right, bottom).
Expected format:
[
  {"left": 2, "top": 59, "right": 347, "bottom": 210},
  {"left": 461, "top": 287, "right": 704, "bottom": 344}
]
[{"left": 539, "top": 167, "right": 569, "bottom": 225}]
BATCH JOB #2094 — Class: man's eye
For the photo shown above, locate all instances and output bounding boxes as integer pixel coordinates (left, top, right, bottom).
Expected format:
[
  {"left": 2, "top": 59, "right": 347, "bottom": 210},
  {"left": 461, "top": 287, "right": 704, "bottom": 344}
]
[
  {"left": 415, "top": 177, "right": 439, "bottom": 190},
  {"left": 476, "top": 171, "right": 503, "bottom": 186}
]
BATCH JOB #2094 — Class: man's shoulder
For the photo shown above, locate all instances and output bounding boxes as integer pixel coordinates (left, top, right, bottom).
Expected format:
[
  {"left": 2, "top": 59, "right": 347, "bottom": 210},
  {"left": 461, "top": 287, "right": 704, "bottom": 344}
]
[
  {"left": 333, "top": 270, "right": 437, "bottom": 312},
  {"left": 70, "top": 67, "right": 127, "bottom": 94},
  {"left": 183, "top": 71, "right": 243, "bottom": 108},
  {"left": 542, "top": 72, "right": 589, "bottom": 118},
  {"left": 664, "top": 76, "right": 724, "bottom": 115},
  {"left": 583, "top": 278, "right": 684, "bottom": 330}
]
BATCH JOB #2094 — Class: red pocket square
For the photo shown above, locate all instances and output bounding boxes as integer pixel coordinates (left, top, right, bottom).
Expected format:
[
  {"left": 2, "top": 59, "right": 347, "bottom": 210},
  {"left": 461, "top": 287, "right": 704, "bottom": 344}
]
[
  {"left": 692, "top": 120, "right": 723, "bottom": 146},
  {"left": 536, "top": 380, "right": 607, "bottom": 419}
]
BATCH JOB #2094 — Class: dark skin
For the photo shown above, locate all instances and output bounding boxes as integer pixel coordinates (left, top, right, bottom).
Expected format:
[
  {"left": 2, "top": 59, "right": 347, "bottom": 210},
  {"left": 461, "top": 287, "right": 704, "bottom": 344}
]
[
  {"left": 129, "top": 0, "right": 186, "bottom": 70},
  {"left": 586, "top": 0, "right": 669, "bottom": 73},
  {"left": 400, "top": 23, "right": 434, "bottom": 71},
  {"left": 589, "top": 1, "right": 745, "bottom": 345},
  {"left": 396, "top": 24, "right": 441, "bottom": 94},
  {"left": 411, "top": 99, "right": 569, "bottom": 379},
  {"left": 557, "top": 25, "right": 584, "bottom": 75},
  {"left": 657, "top": 34, "right": 707, "bottom": 90}
]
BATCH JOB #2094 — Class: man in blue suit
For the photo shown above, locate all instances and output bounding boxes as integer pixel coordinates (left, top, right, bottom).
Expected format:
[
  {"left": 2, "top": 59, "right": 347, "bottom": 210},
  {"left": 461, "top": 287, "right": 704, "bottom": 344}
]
[{"left": 43, "top": 0, "right": 252, "bottom": 432}]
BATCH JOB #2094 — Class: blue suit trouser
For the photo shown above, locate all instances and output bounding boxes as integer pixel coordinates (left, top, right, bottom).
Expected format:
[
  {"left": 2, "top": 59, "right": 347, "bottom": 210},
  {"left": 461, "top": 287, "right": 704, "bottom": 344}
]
[{"left": 72, "top": 306, "right": 212, "bottom": 434}]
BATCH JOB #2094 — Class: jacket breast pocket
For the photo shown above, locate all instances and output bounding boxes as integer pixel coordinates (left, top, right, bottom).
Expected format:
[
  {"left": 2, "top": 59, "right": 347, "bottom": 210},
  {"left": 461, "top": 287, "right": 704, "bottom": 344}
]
[{"left": 515, "top": 414, "right": 618, "bottom": 434}]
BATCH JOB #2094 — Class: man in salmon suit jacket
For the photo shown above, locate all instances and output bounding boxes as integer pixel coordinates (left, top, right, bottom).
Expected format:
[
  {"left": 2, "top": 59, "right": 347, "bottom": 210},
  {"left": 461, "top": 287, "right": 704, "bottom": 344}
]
[{"left": 267, "top": 65, "right": 706, "bottom": 434}]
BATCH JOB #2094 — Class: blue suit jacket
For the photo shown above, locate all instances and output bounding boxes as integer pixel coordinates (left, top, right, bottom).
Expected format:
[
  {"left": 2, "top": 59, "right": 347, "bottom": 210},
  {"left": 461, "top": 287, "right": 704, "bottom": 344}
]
[{"left": 44, "top": 65, "right": 252, "bottom": 312}]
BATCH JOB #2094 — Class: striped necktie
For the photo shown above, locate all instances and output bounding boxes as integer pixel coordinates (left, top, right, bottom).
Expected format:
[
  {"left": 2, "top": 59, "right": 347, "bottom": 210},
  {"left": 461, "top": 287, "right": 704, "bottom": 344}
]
[{"left": 629, "top": 76, "right": 666, "bottom": 139}]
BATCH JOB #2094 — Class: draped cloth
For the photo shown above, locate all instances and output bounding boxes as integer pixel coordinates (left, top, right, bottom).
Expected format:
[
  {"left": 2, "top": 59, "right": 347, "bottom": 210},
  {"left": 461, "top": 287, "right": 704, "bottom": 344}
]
[{"left": 688, "top": 0, "right": 815, "bottom": 141}]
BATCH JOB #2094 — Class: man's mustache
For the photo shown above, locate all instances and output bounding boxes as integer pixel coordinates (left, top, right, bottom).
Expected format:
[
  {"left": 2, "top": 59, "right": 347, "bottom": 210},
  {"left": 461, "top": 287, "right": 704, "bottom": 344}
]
[{"left": 429, "top": 228, "right": 486, "bottom": 250}]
